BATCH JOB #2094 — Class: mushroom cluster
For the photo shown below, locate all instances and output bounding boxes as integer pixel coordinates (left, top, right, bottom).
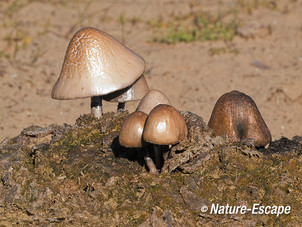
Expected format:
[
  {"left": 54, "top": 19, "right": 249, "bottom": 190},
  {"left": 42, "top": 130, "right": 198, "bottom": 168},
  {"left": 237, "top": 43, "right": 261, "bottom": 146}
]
[
  {"left": 51, "top": 27, "right": 272, "bottom": 175},
  {"left": 51, "top": 27, "right": 149, "bottom": 118},
  {"left": 119, "top": 89, "right": 272, "bottom": 173},
  {"left": 119, "top": 90, "right": 188, "bottom": 174}
]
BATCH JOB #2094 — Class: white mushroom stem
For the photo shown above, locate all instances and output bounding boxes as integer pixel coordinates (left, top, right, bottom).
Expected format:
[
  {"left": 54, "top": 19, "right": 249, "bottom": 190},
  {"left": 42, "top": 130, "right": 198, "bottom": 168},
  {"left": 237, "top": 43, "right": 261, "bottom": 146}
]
[
  {"left": 144, "top": 149, "right": 159, "bottom": 175},
  {"left": 154, "top": 144, "right": 163, "bottom": 169},
  {"left": 117, "top": 102, "right": 125, "bottom": 112},
  {"left": 91, "top": 96, "right": 103, "bottom": 118}
]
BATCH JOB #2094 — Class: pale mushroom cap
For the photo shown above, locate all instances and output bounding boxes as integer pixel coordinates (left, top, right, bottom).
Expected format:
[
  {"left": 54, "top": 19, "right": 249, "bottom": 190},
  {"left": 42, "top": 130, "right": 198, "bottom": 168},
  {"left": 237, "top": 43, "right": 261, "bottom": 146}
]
[
  {"left": 119, "top": 111, "right": 148, "bottom": 148},
  {"left": 143, "top": 104, "right": 187, "bottom": 145},
  {"left": 208, "top": 90, "right": 272, "bottom": 147},
  {"left": 136, "top": 89, "right": 171, "bottom": 114},
  {"left": 51, "top": 27, "right": 145, "bottom": 100},
  {"left": 103, "top": 75, "right": 149, "bottom": 102}
]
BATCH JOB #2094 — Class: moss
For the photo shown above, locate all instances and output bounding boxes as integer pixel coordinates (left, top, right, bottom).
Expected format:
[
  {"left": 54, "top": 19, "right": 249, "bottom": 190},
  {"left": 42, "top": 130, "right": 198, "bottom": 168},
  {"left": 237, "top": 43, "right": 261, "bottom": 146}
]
[{"left": 0, "top": 112, "right": 301, "bottom": 225}]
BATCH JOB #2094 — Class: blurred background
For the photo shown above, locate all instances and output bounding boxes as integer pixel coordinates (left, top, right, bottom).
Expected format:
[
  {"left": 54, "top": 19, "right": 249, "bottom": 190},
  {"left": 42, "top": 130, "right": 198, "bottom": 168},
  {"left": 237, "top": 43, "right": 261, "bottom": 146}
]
[{"left": 0, "top": 0, "right": 301, "bottom": 141}]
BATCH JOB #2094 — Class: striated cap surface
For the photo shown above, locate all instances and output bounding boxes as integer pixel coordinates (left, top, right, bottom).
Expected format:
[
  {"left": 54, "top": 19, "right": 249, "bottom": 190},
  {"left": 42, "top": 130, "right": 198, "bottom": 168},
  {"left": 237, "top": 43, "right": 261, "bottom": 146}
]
[
  {"left": 208, "top": 90, "right": 272, "bottom": 147},
  {"left": 52, "top": 27, "right": 145, "bottom": 99}
]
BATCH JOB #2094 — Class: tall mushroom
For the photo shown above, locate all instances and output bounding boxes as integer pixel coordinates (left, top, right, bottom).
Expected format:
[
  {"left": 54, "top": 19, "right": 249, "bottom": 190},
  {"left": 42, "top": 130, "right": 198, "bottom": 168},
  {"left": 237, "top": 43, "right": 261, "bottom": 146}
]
[
  {"left": 103, "top": 75, "right": 149, "bottom": 112},
  {"left": 208, "top": 90, "right": 272, "bottom": 147},
  {"left": 119, "top": 111, "right": 158, "bottom": 174},
  {"left": 143, "top": 104, "right": 188, "bottom": 169},
  {"left": 136, "top": 89, "right": 171, "bottom": 114},
  {"left": 51, "top": 27, "right": 145, "bottom": 118}
]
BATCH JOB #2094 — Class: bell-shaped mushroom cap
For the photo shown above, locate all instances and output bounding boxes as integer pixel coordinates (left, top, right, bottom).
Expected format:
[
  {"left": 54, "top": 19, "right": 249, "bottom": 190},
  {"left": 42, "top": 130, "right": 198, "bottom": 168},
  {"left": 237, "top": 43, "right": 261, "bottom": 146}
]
[
  {"left": 51, "top": 27, "right": 145, "bottom": 100},
  {"left": 208, "top": 90, "right": 272, "bottom": 147},
  {"left": 143, "top": 104, "right": 187, "bottom": 145},
  {"left": 119, "top": 111, "right": 148, "bottom": 148},
  {"left": 103, "top": 75, "right": 149, "bottom": 102},
  {"left": 136, "top": 89, "right": 171, "bottom": 114}
]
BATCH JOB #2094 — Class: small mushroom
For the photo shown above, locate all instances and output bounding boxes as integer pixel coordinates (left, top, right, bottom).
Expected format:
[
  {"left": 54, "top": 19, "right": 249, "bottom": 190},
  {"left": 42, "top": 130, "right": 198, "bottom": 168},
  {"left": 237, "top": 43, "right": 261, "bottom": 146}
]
[
  {"left": 136, "top": 89, "right": 171, "bottom": 114},
  {"left": 119, "top": 111, "right": 147, "bottom": 148},
  {"left": 143, "top": 104, "right": 188, "bottom": 170},
  {"left": 119, "top": 111, "right": 158, "bottom": 174},
  {"left": 103, "top": 75, "right": 149, "bottom": 112},
  {"left": 51, "top": 27, "right": 145, "bottom": 118},
  {"left": 208, "top": 90, "right": 272, "bottom": 147}
]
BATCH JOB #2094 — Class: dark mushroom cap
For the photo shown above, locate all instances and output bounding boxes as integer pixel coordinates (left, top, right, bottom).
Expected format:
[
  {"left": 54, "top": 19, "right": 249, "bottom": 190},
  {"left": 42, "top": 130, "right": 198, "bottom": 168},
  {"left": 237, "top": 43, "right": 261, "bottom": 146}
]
[
  {"left": 51, "top": 27, "right": 145, "bottom": 100},
  {"left": 119, "top": 111, "right": 148, "bottom": 148},
  {"left": 208, "top": 90, "right": 272, "bottom": 147},
  {"left": 136, "top": 89, "right": 171, "bottom": 114},
  {"left": 143, "top": 104, "right": 187, "bottom": 145}
]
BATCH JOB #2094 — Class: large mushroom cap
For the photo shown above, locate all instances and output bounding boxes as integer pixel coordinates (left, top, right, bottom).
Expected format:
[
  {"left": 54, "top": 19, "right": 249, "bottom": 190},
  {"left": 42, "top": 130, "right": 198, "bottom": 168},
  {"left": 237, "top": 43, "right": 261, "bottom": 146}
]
[
  {"left": 208, "top": 90, "right": 272, "bottom": 147},
  {"left": 119, "top": 111, "right": 148, "bottom": 148},
  {"left": 136, "top": 89, "right": 171, "bottom": 114},
  {"left": 103, "top": 75, "right": 149, "bottom": 102},
  {"left": 51, "top": 27, "right": 145, "bottom": 100},
  {"left": 143, "top": 104, "right": 187, "bottom": 145}
]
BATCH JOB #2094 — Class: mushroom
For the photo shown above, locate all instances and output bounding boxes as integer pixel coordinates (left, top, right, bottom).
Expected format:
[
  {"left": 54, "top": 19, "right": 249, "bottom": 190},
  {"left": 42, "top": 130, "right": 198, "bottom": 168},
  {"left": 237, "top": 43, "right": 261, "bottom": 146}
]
[
  {"left": 208, "top": 90, "right": 272, "bottom": 147},
  {"left": 119, "top": 111, "right": 147, "bottom": 148},
  {"left": 51, "top": 27, "right": 145, "bottom": 118},
  {"left": 136, "top": 89, "right": 171, "bottom": 114},
  {"left": 119, "top": 111, "right": 158, "bottom": 174},
  {"left": 143, "top": 104, "right": 188, "bottom": 170},
  {"left": 103, "top": 74, "right": 149, "bottom": 112}
]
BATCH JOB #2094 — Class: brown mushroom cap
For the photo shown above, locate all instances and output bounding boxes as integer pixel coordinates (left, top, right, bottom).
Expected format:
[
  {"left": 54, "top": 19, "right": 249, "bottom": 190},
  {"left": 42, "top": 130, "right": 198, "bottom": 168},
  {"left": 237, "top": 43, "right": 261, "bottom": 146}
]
[
  {"left": 136, "top": 89, "right": 171, "bottom": 114},
  {"left": 143, "top": 104, "right": 187, "bottom": 145},
  {"left": 119, "top": 111, "right": 148, "bottom": 148},
  {"left": 51, "top": 27, "right": 145, "bottom": 100},
  {"left": 208, "top": 90, "right": 272, "bottom": 147},
  {"left": 103, "top": 75, "right": 149, "bottom": 102}
]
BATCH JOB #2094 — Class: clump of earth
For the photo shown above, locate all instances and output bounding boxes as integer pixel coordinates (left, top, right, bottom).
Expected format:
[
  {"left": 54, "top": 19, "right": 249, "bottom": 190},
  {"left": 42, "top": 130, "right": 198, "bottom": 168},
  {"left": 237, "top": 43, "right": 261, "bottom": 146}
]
[{"left": 0, "top": 111, "right": 301, "bottom": 226}]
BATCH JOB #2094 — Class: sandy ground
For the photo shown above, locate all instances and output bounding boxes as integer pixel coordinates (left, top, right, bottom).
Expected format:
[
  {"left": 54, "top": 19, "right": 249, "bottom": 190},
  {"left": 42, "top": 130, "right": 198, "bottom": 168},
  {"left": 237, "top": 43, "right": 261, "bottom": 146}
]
[{"left": 0, "top": 0, "right": 301, "bottom": 142}]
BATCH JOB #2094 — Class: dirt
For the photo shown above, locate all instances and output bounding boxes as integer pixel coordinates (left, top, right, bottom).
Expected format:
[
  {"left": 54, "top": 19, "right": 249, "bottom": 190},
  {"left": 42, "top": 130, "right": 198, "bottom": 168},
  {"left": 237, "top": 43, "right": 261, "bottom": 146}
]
[
  {"left": 0, "top": 111, "right": 301, "bottom": 226},
  {"left": 0, "top": 0, "right": 301, "bottom": 142},
  {"left": 0, "top": 1, "right": 302, "bottom": 224}
]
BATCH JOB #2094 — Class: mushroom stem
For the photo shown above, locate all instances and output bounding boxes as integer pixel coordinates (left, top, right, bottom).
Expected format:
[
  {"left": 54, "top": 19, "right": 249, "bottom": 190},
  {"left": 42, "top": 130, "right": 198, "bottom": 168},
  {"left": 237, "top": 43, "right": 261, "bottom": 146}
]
[
  {"left": 154, "top": 144, "right": 163, "bottom": 169},
  {"left": 144, "top": 148, "right": 159, "bottom": 174},
  {"left": 91, "top": 96, "right": 103, "bottom": 118},
  {"left": 117, "top": 102, "right": 125, "bottom": 112}
]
